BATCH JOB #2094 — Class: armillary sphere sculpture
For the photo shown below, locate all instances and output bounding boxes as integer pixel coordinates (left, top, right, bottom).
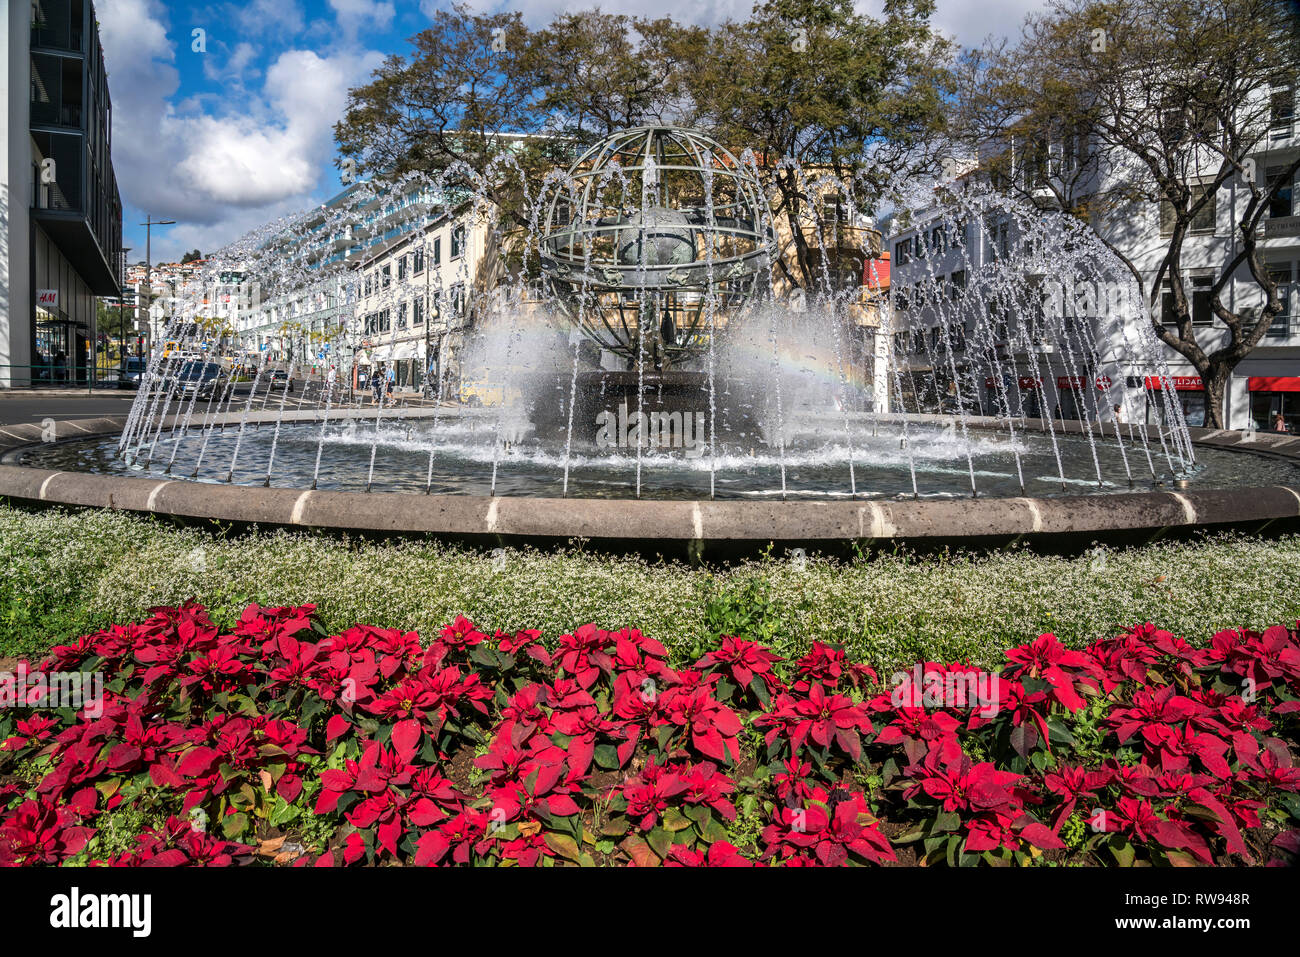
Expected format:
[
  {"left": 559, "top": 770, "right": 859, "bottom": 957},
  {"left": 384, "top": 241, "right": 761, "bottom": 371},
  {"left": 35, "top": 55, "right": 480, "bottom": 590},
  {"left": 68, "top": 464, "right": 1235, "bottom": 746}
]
[{"left": 539, "top": 126, "right": 772, "bottom": 370}]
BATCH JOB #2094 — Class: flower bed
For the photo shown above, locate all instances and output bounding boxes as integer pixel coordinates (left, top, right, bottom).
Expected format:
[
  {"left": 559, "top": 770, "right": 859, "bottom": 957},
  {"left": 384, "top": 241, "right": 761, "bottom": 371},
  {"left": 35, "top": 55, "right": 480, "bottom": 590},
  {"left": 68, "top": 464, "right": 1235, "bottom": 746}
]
[{"left": 2, "top": 604, "right": 1298, "bottom": 867}]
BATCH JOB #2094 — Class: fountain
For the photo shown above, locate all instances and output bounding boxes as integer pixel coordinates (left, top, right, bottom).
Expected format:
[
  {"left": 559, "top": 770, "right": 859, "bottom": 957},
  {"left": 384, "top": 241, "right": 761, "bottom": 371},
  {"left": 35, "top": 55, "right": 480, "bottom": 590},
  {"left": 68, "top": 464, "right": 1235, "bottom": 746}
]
[{"left": 2, "top": 126, "right": 1299, "bottom": 550}]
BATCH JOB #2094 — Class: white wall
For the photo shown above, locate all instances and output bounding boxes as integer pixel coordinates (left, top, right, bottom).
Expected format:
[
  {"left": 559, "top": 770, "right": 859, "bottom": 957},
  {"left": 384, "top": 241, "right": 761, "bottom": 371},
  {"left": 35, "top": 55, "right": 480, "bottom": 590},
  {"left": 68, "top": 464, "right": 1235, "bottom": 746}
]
[{"left": 1, "top": 0, "right": 33, "bottom": 386}]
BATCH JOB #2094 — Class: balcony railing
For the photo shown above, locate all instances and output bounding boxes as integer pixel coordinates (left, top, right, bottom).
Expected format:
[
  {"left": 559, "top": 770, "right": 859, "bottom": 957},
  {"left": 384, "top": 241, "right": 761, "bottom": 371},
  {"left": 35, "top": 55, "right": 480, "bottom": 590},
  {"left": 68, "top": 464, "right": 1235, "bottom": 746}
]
[{"left": 1265, "top": 314, "right": 1300, "bottom": 339}]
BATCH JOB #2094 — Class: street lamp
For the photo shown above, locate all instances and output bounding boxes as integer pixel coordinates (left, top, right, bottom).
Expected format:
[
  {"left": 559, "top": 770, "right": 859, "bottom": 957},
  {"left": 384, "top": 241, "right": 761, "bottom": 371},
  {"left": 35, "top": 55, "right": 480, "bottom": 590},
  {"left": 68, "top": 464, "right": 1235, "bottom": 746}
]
[
  {"left": 140, "top": 215, "right": 176, "bottom": 355},
  {"left": 118, "top": 246, "right": 132, "bottom": 365}
]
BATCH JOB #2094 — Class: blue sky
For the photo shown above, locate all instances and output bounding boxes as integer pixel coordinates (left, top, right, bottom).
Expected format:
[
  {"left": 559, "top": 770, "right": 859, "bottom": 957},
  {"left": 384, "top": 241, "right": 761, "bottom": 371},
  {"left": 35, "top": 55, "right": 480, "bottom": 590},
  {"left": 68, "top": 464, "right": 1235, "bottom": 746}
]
[{"left": 99, "top": 0, "right": 1043, "bottom": 264}]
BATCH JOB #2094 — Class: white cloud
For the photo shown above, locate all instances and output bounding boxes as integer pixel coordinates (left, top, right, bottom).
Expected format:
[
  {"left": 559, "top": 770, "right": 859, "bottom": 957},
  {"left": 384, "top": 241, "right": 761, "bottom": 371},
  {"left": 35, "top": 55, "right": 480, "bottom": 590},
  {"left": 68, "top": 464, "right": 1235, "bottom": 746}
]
[
  {"left": 232, "top": 0, "right": 305, "bottom": 36},
  {"left": 330, "top": 0, "right": 396, "bottom": 39},
  {"left": 173, "top": 48, "right": 382, "bottom": 208},
  {"left": 203, "top": 41, "right": 260, "bottom": 83},
  {"left": 424, "top": 0, "right": 751, "bottom": 28},
  {"left": 435, "top": 0, "right": 1043, "bottom": 41},
  {"left": 98, "top": 0, "right": 383, "bottom": 260}
]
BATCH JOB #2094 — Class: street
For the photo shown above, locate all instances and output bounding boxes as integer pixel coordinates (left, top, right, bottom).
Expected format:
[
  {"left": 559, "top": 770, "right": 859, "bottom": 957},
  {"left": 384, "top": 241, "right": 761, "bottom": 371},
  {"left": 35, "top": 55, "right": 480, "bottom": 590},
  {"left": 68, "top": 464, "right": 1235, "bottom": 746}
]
[{"left": 0, "top": 376, "right": 450, "bottom": 428}]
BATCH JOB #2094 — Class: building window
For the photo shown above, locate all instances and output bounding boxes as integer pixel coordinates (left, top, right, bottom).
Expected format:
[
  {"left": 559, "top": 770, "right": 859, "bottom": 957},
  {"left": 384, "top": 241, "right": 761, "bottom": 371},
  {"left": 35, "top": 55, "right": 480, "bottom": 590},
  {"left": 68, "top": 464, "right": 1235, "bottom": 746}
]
[
  {"left": 432, "top": 237, "right": 441, "bottom": 266},
  {"left": 451, "top": 224, "right": 465, "bottom": 259},
  {"left": 894, "top": 237, "right": 912, "bottom": 264},
  {"left": 397, "top": 256, "right": 407, "bottom": 282},
  {"left": 397, "top": 302, "right": 407, "bottom": 329},
  {"left": 1267, "top": 267, "right": 1293, "bottom": 337},
  {"left": 819, "top": 192, "right": 848, "bottom": 228},
  {"left": 1160, "top": 184, "right": 1217, "bottom": 236},
  {"left": 413, "top": 248, "right": 424, "bottom": 273},
  {"left": 927, "top": 224, "right": 946, "bottom": 254},
  {"left": 1272, "top": 87, "right": 1295, "bottom": 132},
  {"left": 381, "top": 265, "right": 391, "bottom": 288},
  {"left": 1160, "top": 275, "right": 1215, "bottom": 327},
  {"left": 1268, "top": 166, "right": 1294, "bottom": 220},
  {"left": 986, "top": 218, "right": 1010, "bottom": 259},
  {"left": 413, "top": 297, "right": 424, "bottom": 325},
  {"left": 30, "top": 53, "right": 84, "bottom": 128}
]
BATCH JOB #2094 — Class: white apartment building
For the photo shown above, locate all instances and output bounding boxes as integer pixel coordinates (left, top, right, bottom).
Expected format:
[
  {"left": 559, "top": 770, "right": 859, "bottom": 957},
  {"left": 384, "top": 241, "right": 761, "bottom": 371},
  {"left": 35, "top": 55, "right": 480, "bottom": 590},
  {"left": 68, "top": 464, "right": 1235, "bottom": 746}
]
[
  {"left": 2, "top": 0, "right": 122, "bottom": 386},
  {"left": 351, "top": 203, "right": 493, "bottom": 392},
  {"left": 888, "top": 88, "right": 1300, "bottom": 433}
]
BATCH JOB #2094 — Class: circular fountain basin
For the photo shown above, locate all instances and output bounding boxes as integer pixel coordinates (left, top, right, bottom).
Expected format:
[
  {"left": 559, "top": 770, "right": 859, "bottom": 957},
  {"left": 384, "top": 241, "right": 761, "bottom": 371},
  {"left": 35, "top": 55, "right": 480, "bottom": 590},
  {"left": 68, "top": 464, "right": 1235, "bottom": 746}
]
[{"left": 2, "top": 411, "right": 1299, "bottom": 553}]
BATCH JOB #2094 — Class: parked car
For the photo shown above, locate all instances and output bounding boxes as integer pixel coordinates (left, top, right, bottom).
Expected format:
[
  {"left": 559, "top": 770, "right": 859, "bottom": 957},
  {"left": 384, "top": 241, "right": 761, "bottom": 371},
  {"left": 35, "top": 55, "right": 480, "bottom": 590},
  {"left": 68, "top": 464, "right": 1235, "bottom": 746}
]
[
  {"left": 174, "top": 361, "right": 226, "bottom": 401},
  {"left": 265, "top": 370, "right": 294, "bottom": 393},
  {"left": 118, "top": 356, "right": 147, "bottom": 389}
]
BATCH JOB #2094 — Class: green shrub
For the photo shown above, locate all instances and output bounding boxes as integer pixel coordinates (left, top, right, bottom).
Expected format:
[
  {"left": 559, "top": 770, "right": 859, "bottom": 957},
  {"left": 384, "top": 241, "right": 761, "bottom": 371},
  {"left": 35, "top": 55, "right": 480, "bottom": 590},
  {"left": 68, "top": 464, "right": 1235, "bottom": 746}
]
[{"left": 1, "top": 504, "right": 1298, "bottom": 671}]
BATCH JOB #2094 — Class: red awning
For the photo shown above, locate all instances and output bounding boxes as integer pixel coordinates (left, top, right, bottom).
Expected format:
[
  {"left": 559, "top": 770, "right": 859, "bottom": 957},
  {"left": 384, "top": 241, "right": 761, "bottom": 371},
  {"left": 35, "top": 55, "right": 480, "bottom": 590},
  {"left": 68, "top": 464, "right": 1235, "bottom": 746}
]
[
  {"left": 985, "top": 376, "right": 1043, "bottom": 389},
  {"left": 1249, "top": 377, "right": 1300, "bottom": 392},
  {"left": 1144, "top": 375, "right": 1203, "bottom": 391},
  {"left": 864, "top": 254, "right": 890, "bottom": 290},
  {"left": 1058, "top": 375, "right": 1110, "bottom": 391}
]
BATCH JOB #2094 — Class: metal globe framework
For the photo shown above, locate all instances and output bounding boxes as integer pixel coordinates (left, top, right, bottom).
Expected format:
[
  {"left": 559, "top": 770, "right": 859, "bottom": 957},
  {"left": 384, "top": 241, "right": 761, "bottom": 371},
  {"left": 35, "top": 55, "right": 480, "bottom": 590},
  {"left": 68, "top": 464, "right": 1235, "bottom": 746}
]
[{"left": 538, "top": 126, "right": 772, "bottom": 367}]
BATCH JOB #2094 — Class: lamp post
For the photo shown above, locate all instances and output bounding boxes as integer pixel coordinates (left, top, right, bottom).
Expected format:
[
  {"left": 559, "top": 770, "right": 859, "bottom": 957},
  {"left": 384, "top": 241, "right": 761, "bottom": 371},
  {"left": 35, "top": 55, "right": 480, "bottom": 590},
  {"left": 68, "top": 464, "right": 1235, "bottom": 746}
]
[
  {"left": 140, "top": 215, "right": 176, "bottom": 354},
  {"left": 118, "top": 246, "right": 132, "bottom": 368}
]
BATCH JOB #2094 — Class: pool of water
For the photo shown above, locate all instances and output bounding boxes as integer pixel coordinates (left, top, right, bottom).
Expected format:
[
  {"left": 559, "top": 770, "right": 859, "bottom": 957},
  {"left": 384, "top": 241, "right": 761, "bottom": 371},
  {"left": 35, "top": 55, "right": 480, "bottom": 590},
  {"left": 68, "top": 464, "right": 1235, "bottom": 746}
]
[{"left": 17, "top": 418, "right": 1300, "bottom": 500}]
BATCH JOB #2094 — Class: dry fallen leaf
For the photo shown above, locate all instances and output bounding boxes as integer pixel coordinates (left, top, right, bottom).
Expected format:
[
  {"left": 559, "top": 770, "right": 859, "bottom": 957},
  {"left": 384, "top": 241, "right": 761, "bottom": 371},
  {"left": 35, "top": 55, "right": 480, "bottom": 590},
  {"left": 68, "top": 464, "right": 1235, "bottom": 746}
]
[{"left": 258, "top": 836, "right": 286, "bottom": 857}]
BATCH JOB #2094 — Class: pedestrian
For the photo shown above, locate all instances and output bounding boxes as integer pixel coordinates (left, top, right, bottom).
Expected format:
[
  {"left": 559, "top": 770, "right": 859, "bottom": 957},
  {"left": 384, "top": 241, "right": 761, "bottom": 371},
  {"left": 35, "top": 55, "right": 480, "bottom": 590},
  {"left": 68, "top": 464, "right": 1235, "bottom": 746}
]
[
  {"left": 1274, "top": 412, "right": 1290, "bottom": 434},
  {"left": 1112, "top": 403, "right": 1126, "bottom": 424}
]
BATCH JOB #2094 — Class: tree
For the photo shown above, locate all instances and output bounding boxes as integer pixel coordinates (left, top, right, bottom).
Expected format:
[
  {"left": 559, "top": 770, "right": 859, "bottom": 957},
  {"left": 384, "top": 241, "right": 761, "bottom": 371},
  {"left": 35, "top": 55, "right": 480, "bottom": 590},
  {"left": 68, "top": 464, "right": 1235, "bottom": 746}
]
[
  {"left": 680, "top": 0, "right": 953, "bottom": 289},
  {"left": 335, "top": 3, "right": 552, "bottom": 229},
  {"left": 335, "top": 0, "right": 953, "bottom": 282},
  {"left": 529, "top": 11, "right": 705, "bottom": 146},
  {"left": 180, "top": 249, "right": 203, "bottom": 263},
  {"left": 96, "top": 297, "right": 132, "bottom": 345},
  {"left": 958, "top": 0, "right": 1300, "bottom": 428}
]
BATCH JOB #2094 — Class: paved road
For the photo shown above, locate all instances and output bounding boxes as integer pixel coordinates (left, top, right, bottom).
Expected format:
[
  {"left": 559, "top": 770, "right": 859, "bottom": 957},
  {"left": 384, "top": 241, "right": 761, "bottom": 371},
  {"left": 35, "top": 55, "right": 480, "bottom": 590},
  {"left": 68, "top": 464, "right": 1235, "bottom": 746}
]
[
  {"left": 0, "top": 392, "right": 137, "bottom": 426},
  {"left": 0, "top": 383, "right": 447, "bottom": 427}
]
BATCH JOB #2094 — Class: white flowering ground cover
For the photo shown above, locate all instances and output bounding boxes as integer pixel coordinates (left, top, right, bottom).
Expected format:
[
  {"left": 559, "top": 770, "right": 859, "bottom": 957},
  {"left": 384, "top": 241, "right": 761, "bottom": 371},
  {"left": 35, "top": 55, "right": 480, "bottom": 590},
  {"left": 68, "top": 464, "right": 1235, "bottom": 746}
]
[{"left": 1, "top": 504, "right": 1297, "bottom": 668}]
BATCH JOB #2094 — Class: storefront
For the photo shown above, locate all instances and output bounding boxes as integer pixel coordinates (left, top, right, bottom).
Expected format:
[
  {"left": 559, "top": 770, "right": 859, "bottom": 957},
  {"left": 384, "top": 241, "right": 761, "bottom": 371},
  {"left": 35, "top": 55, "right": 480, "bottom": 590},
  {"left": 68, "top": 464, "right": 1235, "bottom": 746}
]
[
  {"left": 1248, "top": 377, "right": 1300, "bottom": 433},
  {"left": 1055, "top": 375, "right": 1111, "bottom": 421},
  {"left": 1136, "top": 375, "right": 1205, "bottom": 428},
  {"left": 983, "top": 375, "right": 1043, "bottom": 417}
]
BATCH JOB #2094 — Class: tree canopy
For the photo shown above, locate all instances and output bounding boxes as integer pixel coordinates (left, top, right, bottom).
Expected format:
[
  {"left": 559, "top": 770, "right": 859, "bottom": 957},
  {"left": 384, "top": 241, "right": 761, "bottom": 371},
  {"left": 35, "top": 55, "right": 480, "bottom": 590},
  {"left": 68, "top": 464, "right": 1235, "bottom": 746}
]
[
  {"left": 957, "top": 0, "right": 1300, "bottom": 427},
  {"left": 334, "top": 0, "right": 954, "bottom": 285}
]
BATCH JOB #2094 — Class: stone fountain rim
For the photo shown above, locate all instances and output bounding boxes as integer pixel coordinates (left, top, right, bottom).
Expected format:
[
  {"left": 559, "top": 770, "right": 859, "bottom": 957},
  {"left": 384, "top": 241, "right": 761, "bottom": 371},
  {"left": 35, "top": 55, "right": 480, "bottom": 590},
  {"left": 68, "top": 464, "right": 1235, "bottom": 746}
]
[{"left": 1, "top": 411, "right": 1298, "bottom": 546}]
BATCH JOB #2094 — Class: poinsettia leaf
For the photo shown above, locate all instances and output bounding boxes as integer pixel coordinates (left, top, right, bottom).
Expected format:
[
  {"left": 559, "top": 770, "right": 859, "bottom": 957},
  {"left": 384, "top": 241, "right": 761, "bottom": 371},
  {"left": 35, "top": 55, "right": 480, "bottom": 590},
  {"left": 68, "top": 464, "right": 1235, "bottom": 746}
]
[
  {"left": 1109, "top": 836, "right": 1136, "bottom": 867},
  {"left": 683, "top": 804, "right": 710, "bottom": 825},
  {"left": 749, "top": 675, "right": 771, "bottom": 708},
  {"left": 592, "top": 743, "right": 620, "bottom": 770},
  {"left": 1046, "top": 718, "right": 1075, "bottom": 746},
  {"left": 544, "top": 832, "right": 583, "bottom": 862},
  {"left": 662, "top": 808, "right": 693, "bottom": 832},
  {"left": 646, "top": 825, "right": 674, "bottom": 859},
  {"left": 700, "top": 813, "right": 728, "bottom": 845},
  {"left": 620, "top": 834, "right": 660, "bottom": 867},
  {"left": 1009, "top": 723, "right": 1033, "bottom": 760},
  {"left": 602, "top": 816, "right": 630, "bottom": 837},
  {"left": 1019, "top": 822, "right": 1065, "bottom": 850},
  {"left": 932, "top": 811, "right": 961, "bottom": 834},
  {"left": 221, "top": 812, "right": 248, "bottom": 839}
]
